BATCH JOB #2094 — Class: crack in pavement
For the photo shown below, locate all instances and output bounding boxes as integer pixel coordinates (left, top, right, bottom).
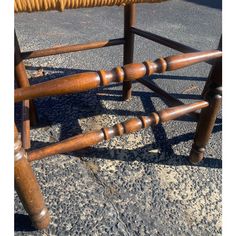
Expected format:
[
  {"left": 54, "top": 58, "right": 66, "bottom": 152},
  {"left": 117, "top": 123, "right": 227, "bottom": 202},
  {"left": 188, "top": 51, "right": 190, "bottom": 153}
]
[{"left": 81, "top": 158, "right": 131, "bottom": 236}]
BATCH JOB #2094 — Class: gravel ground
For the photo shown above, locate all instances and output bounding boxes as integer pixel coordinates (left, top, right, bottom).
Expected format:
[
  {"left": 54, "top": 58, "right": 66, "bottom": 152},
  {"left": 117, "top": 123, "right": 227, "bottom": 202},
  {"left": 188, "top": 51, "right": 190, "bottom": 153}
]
[{"left": 15, "top": 0, "right": 222, "bottom": 235}]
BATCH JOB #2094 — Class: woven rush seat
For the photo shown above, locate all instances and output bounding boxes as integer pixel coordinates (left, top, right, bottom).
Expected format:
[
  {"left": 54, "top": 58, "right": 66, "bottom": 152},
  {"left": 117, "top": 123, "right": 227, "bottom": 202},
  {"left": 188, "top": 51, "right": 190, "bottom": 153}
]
[{"left": 15, "top": 0, "right": 166, "bottom": 12}]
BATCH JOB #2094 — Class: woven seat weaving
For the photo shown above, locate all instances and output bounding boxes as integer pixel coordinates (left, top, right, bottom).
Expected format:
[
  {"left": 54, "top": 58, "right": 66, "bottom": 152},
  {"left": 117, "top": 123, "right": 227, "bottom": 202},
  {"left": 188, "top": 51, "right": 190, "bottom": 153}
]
[{"left": 15, "top": 0, "right": 167, "bottom": 13}]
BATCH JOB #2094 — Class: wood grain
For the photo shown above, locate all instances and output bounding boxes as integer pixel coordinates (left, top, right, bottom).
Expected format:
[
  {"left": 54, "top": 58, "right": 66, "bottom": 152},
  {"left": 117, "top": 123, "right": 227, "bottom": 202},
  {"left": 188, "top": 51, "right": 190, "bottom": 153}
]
[
  {"left": 15, "top": 50, "right": 222, "bottom": 103},
  {"left": 28, "top": 100, "right": 208, "bottom": 161}
]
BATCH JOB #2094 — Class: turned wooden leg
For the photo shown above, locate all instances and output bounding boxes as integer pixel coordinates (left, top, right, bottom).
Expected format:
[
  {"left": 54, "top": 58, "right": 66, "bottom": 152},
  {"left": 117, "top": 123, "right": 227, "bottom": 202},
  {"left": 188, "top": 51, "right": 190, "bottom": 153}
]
[
  {"left": 14, "top": 124, "right": 50, "bottom": 229},
  {"left": 15, "top": 31, "right": 38, "bottom": 149},
  {"left": 122, "top": 4, "right": 136, "bottom": 100},
  {"left": 189, "top": 57, "right": 222, "bottom": 164}
]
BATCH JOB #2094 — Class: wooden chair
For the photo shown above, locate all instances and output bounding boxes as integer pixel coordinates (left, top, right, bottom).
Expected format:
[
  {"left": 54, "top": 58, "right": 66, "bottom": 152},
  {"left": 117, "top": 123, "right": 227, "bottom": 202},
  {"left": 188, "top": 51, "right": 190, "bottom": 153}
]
[{"left": 14, "top": 0, "right": 222, "bottom": 229}]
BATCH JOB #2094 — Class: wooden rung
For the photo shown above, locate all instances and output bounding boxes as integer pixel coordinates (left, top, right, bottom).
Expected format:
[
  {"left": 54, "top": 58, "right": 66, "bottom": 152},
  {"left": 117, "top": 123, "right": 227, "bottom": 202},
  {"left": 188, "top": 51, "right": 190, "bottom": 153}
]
[
  {"left": 21, "top": 38, "right": 125, "bottom": 59},
  {"left": 28, "top": 100, "right": 208, "bottom": 161},
  {"left": 131, "top": 27, "right": 215, "bottom": 65},
  {"left": 15, "top": 50, "right": 222, "bottom": 103},
  {"left": 138, "top": 77, "right": 199, "bottom": 120}
]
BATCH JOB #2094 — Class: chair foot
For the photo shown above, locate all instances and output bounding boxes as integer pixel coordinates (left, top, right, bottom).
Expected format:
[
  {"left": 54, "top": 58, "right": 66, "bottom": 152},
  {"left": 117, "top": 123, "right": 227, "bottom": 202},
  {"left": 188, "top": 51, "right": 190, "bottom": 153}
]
[
  {"left": 189, "top": 56, "right": 222, "bottom": 165},
  {"left": 31, "top": 208, "right": 50, "bottom": 230},
  {"left": 188, "top": 144, "right": 205, "bottom": 164},
  {"left": 15, "top": 124, "right": 50, "bottom": 230}
]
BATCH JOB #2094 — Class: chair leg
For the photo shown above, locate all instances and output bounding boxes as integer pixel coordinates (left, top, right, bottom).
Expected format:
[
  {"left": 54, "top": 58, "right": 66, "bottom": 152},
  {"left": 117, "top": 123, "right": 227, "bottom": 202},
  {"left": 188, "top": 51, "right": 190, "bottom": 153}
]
[
  {"left": 189, "top": 57, "right": 222, "bottom": 164},
  {"left": 201, "top": 36, "right": 222, "bottom": 98},
  {"left": 14, "top": 124, "right": 50, "bottom": 229},
  {"left": 15, "top": 31, "right": 38, "bottom": 149},
  {"left": 122, "top": 4, "right": 136, "bottom": 100}
]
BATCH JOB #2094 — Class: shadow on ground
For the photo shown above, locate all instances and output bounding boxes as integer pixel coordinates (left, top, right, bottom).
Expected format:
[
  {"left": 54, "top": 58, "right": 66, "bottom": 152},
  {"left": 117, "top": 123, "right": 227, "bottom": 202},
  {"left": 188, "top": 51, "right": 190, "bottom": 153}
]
[
  {"left": 15, "top": 65, "right": 222, "bottom": 174},
  {"left": 14, "top": 40, "right": 222, "bottom": 234},
  {"left": 184, "top": 0, "right": 222, "bottom": 10},
  {"left": 14, "top": 214, "right": 36, "bottom": 232}
]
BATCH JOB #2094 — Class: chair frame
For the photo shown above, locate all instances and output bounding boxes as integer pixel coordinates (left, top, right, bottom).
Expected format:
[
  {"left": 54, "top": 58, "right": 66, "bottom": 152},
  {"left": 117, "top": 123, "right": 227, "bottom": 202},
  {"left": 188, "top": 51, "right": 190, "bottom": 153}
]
[{"left": 14, "top": 4, "right": 222, "bottom": 229}]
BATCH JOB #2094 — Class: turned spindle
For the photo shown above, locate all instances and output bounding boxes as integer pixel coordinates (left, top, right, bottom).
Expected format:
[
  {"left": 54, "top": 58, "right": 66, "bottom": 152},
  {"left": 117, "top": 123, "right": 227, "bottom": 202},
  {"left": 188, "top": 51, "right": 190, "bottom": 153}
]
[
  {"left": 15, "top": 50, "right": 222, "bottom": 103},
  {"left": 14, "top": 124, "right": 50, "bottom": 229},
  {"left": 28, "top": 100, "right": 208, "bottom": 162}
]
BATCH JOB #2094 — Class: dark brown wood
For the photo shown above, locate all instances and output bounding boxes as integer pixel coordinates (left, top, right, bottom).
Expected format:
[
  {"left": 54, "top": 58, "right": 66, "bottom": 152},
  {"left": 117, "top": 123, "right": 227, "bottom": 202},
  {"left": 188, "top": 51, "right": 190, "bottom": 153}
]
[
  {"left": 139, "top": 77, "right": 200, "bottom": 120},
  {"left": 15, "top": 33, "right": 30, "bottom": 88},
  {"left": 131, "top": 27, "right": 214, "bottom": 65},
  {"left": 15, "top": 32, "right": 38, "bottom": 149},
  {"left": 189, "top": 57, "right": 222, "bottom": 164},
  {"left": 15, "top": 33, "right": 38, "bottom": 121},
  {"left": 157, "top": 101, "right": 208, "bottom": 122},
  {"left": 29, "top": 130, "right": 105, "bottom": 161},
  {"left": 14, "top": 124, "right": 50, "bottom": 229},
  {"left": 202, "top": 36, "right": 222, "bottom": 97},
  {"left": 160, "top": 51, "right": 220, "bottom": 71},
  {"left": 21, "top": 100, "right": 30, "bottom": 149},
  {"left": 123, "top": 4, "right": 136, "bottom": 100},
  {"left": 28, "top": 100, "right": 208, "bottom": 161},
  {"left": 15, "top": 50, "right": 222, "bottom": 103},
  {"left": 21, "top": 38, "right": 125, "bottom": 59}
]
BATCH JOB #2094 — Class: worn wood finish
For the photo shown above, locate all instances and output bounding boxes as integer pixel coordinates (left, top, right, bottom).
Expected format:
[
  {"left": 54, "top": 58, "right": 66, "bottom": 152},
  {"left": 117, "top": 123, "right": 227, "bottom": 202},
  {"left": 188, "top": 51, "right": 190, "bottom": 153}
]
[
  {"left": 14, "top": 124, "right": 50, "bottom": 229},
  {"left": 131, "top": 27, "right": 214, "bottom": 66},
  {"left": 28, "top": 101, "right": 208, "bottom": 161},
  {"left": 139, "top": 77, "right": 199, "bottom": 120},
  {"left": 123, "top": 4, "right": 136, "bottom": 100},
  {"left": 15, "top": 32, "right": 38, "bottom": 149},
  {"left": 189, "top": 57, "right": 222, "bottom": 164},
  {"left": 14, "top": 2, "right": 222, "bottom": 231},
  {"left": 21, "top": 38, "right": 125, "bottom": 59},
  {"left": 15, "top": 50, "right": 222, "bottom": 103}
]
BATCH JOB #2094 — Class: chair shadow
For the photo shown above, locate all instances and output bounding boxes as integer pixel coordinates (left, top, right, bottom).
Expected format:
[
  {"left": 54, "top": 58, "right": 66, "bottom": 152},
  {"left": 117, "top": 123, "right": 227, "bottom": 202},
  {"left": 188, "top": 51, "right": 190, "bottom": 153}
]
[
  {"left": 14, "top": 65, "right": 222, "bottom": 233},
  {"left": 30, "top": 133, "right": 222, "bottom": 170},
  {"left": 184, "top": 0, "right": 222, "bottom": 10},
  {"left": 15, "top": 65, "right": 221, "bottom": 126},
  {"left": 14, "top": 213, "right": 37, "bottom": 232},
  {"left": 29, "top": 115, "right": 222, "bottom": 170},
  {"left": 15, "top": 65, "right": 222, "bottom": 166}
]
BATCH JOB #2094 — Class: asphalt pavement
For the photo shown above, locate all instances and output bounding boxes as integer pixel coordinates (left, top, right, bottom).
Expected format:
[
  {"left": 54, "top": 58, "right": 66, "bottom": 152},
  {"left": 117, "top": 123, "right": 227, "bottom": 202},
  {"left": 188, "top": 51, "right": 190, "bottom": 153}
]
[{"left": 15, "top": 0, "right": 222, "bottom": 235}]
